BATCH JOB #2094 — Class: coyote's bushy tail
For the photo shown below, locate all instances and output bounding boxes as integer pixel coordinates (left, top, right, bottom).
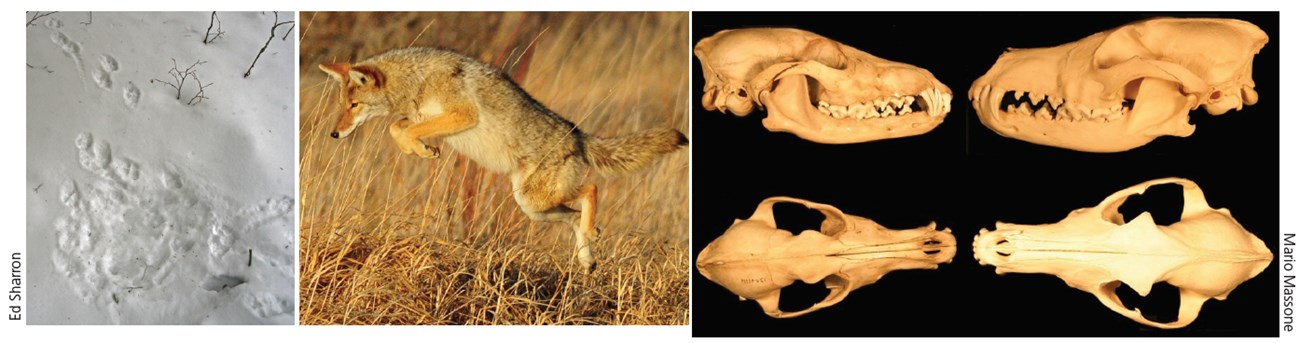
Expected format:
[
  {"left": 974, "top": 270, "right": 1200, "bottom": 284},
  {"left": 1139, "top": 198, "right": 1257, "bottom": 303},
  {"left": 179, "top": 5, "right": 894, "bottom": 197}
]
[{"left": 584, "top": 128, "right": 688, "bottom": 175}]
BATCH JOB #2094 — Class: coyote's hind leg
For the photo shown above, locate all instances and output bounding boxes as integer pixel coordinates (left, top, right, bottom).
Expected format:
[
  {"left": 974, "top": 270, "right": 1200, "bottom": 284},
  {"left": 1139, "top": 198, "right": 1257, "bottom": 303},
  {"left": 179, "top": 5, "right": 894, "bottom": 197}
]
[{"left": 513, "top": 175, "right": 599, "bottom": 273}]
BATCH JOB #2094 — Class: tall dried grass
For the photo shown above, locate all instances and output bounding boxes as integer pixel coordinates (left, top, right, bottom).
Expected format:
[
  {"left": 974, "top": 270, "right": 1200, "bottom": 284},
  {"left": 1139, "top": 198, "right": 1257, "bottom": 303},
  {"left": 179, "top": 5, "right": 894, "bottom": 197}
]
[{"left": 297, "top": 12, "right": 689, "bottom": 325}]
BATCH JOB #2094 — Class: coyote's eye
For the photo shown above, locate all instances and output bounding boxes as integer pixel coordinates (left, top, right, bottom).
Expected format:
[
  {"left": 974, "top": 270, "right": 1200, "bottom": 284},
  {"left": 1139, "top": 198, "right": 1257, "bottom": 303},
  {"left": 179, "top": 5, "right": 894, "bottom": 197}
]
[{"left": 350, "top": 102, "right": 360, "bottom": 109}]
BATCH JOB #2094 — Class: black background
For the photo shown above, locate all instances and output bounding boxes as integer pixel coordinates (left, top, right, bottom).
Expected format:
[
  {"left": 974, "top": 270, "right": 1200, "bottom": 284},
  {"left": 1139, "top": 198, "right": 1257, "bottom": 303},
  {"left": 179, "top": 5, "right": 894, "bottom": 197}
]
[{"left": 691, "top": 12, "right": 1279, "bottom": 337}]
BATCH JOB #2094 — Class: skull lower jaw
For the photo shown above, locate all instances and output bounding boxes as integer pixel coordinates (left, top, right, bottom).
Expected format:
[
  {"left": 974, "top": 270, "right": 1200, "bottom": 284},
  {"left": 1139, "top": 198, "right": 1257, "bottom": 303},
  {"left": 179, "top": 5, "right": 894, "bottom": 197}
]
[
  {"left": 761, "top": 75, "right": 950, "bottom": 144},
  {"left": 972, "top": 79, "right": 1197, "bottom": 152}
]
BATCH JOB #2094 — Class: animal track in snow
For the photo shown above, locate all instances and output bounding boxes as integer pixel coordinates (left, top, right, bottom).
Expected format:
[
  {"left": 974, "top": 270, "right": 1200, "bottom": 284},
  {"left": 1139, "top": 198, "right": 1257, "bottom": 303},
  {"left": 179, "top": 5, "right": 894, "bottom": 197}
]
[
  {"left": 98, "top": 55, "right": 118, "bottom": 72},
  {"left": 242, "top": 292, "right": 291, "bottom": 318},
  {"left": 123, "top": 82, "right": 140, "bottom": 109},
  {"left": 91, "top": 68, "right": 112, "bottom": 90},
  {"left": 52, "top": 132, "right": 294, "bottom": 319},
  {"left": 49, "top": 31, "right": 82, "bottom": 71}
]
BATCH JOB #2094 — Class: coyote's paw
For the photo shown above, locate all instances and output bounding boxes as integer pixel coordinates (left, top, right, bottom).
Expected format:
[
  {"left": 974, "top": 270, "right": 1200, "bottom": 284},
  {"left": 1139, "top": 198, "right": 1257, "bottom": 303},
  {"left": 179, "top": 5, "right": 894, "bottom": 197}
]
[{"left": 412, "top": 143, "right": 440, "bottom": 159}]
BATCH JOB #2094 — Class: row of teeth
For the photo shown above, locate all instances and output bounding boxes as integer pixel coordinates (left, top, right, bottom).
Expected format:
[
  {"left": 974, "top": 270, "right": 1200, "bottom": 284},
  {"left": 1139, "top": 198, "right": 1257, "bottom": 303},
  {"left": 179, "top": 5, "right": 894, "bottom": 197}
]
[
  {"left": 814, "top": 88, "right": 951, "bottom": 120},
  {"left": 987, "top": 89, "right": 1133, "bottom": 122}
]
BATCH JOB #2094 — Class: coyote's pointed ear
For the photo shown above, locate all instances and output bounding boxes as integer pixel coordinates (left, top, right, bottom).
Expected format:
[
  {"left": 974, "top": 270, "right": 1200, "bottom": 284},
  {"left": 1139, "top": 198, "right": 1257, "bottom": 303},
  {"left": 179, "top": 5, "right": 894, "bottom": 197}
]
[
  {"left": 348, "top": 65, "right": 386, "bottom": 89},
  {"left": 319, "top": 63, "right": 352, "bottom": 82}
]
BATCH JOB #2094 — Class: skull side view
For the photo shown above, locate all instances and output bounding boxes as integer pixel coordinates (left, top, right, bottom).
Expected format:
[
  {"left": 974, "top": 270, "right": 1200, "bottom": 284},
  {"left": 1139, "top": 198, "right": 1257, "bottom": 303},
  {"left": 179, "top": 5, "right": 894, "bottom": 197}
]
[
  {"left": 697, "top": 196, "right": 956, "bottom": 318},
  {"left": 969, "top": 18, "right": 1269, "bottom": 152},
  {"left": 973, "top": 178, "right": 1272, "bottom": 329},
  {"left": 695, "top": 28, "right": 952, "bottom": 144}
]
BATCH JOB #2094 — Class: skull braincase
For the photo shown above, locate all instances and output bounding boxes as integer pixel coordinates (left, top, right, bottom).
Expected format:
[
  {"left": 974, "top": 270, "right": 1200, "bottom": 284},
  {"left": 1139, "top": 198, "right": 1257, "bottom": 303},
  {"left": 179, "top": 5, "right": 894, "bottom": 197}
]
[
  {"left": 697, "top": 196, "right": 956, "bottom": 318},
  {"left": 695, "top": 28, "right": 952, "bottom": 144},
  {"left": 973, "top": 178, "right": 1272, "bottom": 329},
  {"left": 969, "top": 18, "right": 1269, "bottom": 152}
]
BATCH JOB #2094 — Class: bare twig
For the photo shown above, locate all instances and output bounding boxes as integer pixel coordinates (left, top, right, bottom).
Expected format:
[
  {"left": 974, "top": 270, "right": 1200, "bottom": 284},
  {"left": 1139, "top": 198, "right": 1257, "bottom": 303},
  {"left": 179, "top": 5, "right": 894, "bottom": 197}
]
[
  {"left": 79, "top": 12, "right": 91, "bottom": 26},
  {"left": 150, "top": 58, "right": 207, "bottom": 104},
  {"left": 203, "top": 12, "right": 225, "bottom": 44},
  {"left": 26, "top": 11, "right": 58, "bottom": 27},
  {"left": 188, "top": 75, "right": 213, "bottom": 106},
  {"left": 281, "top": 23, "right": 295, "bottom": 41},
  {"left": 244, "top": 11, "right": 295, "bottom": 78},
  {"left": 27, "top": 63, "right": 54, "bottom": 73}
]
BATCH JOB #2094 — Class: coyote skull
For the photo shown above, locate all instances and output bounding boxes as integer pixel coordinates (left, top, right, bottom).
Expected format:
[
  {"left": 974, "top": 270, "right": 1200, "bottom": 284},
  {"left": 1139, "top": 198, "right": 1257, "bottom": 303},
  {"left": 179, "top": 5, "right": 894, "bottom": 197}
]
[
  {"left": 695, "top": 28, "right": 952, "bottom": 144},
  {"left": 697, "top": 196, "right": 956, "bottom": 318},
  {"left": 973, "top": 178, "right": 1272, "bottom": 329},
  {"left": 969, "top": 18, "right": 1268, "bottom": 152}
]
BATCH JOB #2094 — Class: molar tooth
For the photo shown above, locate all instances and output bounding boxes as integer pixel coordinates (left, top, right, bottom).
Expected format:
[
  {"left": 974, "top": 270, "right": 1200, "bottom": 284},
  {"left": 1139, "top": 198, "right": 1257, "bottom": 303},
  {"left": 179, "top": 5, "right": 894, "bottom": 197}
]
[
  {"left": 881, "top": 106, "right": 895, "bottom": 117},
  {"left": 903, "top": 96, "right": 915, "bottom": 109},
  {"left": 1049, "top": 96, "right": 1064, "bottom": 109},
  {"left": 1013, "top": 90, "right": 1025, "bottom": 100},
  {"left": 1078, "top": 105, "right": 1094, "bottom": 118},
  {"left": 1104, "top": 111, "right": 1122, "bottom": 121},
  {"left": 830, "top": 105, "right": 848, "bottom": 118},
  {"left": 1058, "top": 104, "right": 1075, "bottom": 121},
  {"left": 889, "top": 97, "right": 903, "bottom": 109},
  {"left": 849, "top": 103, "right": 866, "bottom": 119},
  {"left": 899, "top": 106, "right": 912, "bottom": 115},
  {"left": 866, "top": 104, "right": 880, "bottom": 118}
]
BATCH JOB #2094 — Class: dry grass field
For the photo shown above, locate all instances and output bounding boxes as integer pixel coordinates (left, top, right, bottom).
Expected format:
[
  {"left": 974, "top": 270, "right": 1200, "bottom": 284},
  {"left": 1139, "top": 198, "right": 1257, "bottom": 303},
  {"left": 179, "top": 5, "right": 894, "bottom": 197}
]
[{"left": 297, "top": 12, "right": 690, "bottom": 325}]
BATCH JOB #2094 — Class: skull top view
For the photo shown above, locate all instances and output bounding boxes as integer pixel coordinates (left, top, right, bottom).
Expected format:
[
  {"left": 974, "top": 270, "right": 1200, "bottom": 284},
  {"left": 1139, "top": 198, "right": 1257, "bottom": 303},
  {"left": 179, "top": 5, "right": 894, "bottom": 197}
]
[
  {"left": 695, "top": 28, "right": 952, "bottom": 144},
  {"left": 973, "top": 178, "right": 1272, "bottom": 329},
  {"left": 969, "top": 18, "right": 1269, "bottom": 152},
  {"left": 697, "top": 196, "right": 956, "bottom": 318}
]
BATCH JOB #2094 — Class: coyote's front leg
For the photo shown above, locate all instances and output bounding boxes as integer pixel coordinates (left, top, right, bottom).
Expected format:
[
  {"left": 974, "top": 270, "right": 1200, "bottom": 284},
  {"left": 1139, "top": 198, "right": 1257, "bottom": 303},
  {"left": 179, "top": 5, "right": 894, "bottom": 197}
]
[{"left": 389, "top": 118, "right": 440, "bottom": 158}]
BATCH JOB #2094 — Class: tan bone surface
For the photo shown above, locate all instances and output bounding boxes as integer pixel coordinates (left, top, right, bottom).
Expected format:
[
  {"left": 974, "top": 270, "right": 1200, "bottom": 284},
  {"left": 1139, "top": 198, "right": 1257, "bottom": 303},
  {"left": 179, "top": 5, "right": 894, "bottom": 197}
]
[
  {"left": 696, "top": 196, "right": 956, "bottom": 318},
  {"left": 695, "top": 28, "right": 952, "bottom": 144},
  {"left": 973, "top": 178, "right": 1272, "bottom": 329},
  {"left": 969, "top": 18, "right": 1268, "bottom": 152}
]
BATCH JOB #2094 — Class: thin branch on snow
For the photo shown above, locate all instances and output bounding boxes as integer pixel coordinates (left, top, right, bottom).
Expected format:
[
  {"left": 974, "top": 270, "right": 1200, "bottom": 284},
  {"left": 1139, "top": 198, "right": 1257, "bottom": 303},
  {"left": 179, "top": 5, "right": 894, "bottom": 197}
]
[{"left": 244, "top": 11, "right": 294, "bottom": 78}]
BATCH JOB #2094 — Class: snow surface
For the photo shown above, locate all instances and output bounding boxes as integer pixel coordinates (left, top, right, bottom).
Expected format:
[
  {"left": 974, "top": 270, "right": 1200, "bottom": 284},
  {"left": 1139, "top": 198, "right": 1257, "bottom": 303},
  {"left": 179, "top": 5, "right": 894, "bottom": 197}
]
[{"left": 25, "top": 12, "right": 295, "bottom": 325}]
